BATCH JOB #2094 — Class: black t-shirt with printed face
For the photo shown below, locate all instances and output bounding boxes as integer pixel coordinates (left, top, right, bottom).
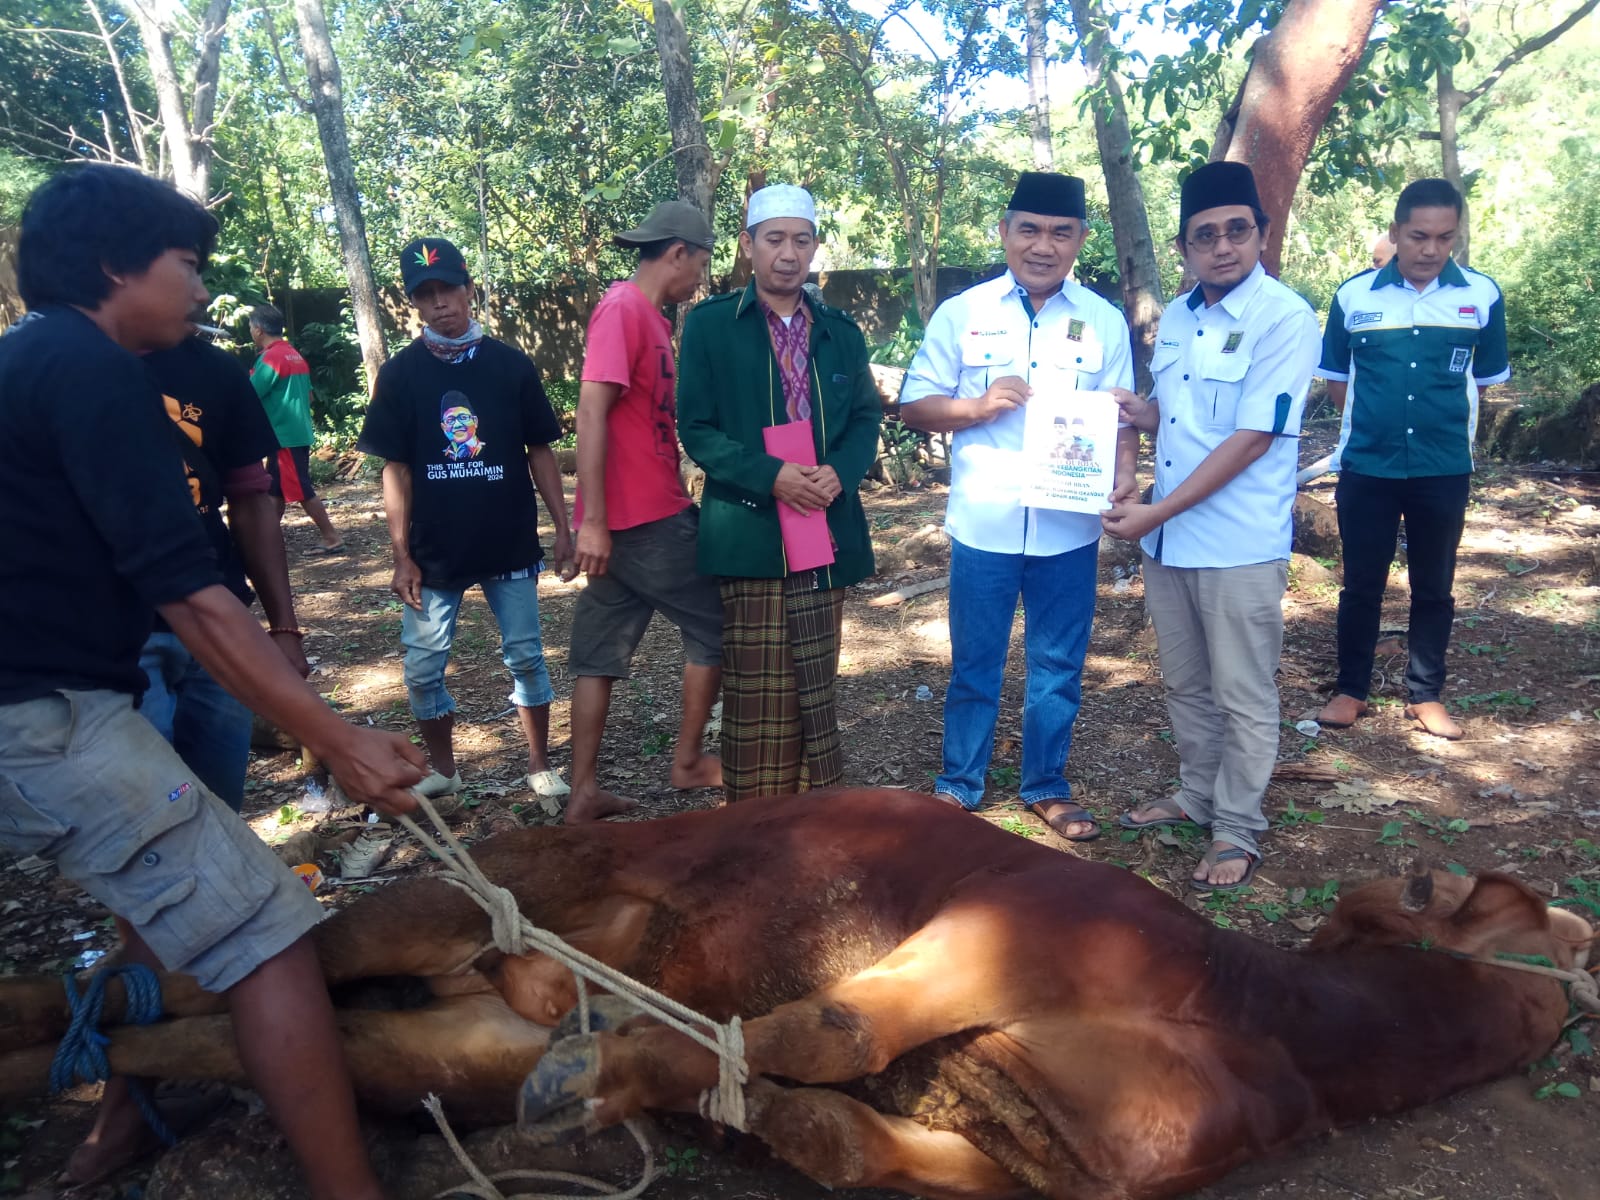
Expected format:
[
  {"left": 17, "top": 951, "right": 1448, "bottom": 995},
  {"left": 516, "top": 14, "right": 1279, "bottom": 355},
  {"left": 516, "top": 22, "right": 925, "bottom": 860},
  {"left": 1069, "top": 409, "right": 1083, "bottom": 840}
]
[
  {"left": 0, "top": 307, "right": 223, "bottom": 703},
  {"left": 357, "top": 337, "right": 562, "bottom": 590},
  {"left": 144, "top": 337, "right": 280, "bottom": 611}
]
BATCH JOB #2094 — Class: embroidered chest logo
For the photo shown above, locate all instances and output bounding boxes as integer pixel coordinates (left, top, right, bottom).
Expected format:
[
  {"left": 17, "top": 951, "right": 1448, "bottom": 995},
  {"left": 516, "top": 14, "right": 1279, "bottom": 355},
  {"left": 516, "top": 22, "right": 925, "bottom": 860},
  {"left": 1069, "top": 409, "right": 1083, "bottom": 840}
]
[
  {"left": 1066, "top": 318, "right": 1085, "bottom": 341},
  {"left": 1350, "top": 311, "right": 1384, "bottom": 328},
  {"left": 1221, "top": 331, "right": 1245, "bottom": 354},
  {"left": 1448, "top": 347, "right": 1471, "bottom": 373},
  {"left": 1457, "top": 305, "right": 1477, "bottom": 320}
]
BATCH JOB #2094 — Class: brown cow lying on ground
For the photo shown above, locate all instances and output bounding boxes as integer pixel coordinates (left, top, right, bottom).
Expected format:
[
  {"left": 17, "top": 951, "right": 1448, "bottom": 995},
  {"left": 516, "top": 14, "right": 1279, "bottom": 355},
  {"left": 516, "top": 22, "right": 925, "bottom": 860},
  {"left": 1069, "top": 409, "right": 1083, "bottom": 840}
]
[{"left": 0, "top": 788, "right": 1591, "bottom": 1199}]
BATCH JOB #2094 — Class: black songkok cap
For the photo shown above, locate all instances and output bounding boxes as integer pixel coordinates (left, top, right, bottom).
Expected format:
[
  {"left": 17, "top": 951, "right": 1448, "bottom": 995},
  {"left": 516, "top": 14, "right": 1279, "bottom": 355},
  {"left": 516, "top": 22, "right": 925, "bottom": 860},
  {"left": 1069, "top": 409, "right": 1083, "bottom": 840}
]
[
  {"left": 1178, "top": 162, "right": 1263, "bottom": 235},
  {"left": 1006, "top": 172, "right": 1087, "bottom": 220}
]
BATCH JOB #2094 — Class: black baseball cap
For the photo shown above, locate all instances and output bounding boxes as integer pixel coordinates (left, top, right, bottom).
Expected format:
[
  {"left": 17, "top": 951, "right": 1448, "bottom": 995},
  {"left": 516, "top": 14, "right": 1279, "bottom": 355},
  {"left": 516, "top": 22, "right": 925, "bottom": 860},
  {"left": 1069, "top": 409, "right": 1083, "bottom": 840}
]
[
  {"left": 399, "top": 237, "right": 470, "bottom": 295},
  {"left": 613, "top": 201, "right": 714, "bottom": 251}
]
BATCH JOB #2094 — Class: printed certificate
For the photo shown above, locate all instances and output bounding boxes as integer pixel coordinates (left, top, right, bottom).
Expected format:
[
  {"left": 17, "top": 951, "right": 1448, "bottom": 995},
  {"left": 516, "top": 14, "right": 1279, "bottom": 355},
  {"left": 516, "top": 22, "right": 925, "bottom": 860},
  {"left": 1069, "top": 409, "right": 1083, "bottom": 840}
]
[{"left": 1019, "top": 389, "right": 1119, "bottom": 514}]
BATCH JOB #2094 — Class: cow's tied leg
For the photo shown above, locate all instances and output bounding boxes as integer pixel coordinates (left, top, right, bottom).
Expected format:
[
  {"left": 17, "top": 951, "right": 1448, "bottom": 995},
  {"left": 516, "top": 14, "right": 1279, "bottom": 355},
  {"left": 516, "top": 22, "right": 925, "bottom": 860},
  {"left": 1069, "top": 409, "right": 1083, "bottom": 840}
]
[
  {"left": 523, "top": 902, "right": 1022, "bottom": 1133},
  {"left": 739, "top": 1078, "right": 1030, "bottom": 1200}
]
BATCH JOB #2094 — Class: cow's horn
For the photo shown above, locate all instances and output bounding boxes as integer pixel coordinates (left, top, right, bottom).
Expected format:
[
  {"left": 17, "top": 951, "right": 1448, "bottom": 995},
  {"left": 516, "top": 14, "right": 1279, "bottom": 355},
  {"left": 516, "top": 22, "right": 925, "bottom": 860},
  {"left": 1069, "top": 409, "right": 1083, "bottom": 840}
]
[{"left": 1401, "top": 860, "right": 1433, "bottom": 913}]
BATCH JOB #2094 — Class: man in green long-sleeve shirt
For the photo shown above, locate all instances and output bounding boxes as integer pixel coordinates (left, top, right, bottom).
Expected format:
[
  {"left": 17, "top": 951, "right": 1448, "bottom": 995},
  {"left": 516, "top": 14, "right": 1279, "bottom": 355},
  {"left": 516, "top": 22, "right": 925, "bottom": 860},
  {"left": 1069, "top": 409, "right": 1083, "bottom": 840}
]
[
  {"left": 677, "top": 184, "right": 881, "bottom": 802},
  {"left": 249, "top": 304, "right": 344, "bottom": 552}
]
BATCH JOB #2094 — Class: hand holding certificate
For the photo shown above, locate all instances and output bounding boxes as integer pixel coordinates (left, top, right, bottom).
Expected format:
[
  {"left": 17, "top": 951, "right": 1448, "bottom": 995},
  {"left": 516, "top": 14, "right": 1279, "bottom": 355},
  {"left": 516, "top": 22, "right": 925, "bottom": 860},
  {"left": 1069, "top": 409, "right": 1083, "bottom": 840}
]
[
  {"left": 763, "top": 420, "right": 836, "bottom": 572},
  {"left": 1019, "top": 389, "right": 1120, "bottom": 515}
]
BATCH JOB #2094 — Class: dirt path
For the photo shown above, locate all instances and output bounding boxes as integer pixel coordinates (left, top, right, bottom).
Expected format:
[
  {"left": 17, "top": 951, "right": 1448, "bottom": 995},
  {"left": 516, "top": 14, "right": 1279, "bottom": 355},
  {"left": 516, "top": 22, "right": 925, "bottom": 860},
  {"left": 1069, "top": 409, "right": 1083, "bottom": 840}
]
[{"left": 2, "top": 440, "right": 1598, "bottom": 1199}]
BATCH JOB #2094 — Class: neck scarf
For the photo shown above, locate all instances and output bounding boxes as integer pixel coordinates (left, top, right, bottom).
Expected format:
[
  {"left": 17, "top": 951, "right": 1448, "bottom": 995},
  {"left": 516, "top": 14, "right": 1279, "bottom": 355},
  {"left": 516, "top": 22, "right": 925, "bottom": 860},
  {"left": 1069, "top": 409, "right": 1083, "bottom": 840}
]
[{"left": 422, "top": 319, "right": 484, "bottom": 364}]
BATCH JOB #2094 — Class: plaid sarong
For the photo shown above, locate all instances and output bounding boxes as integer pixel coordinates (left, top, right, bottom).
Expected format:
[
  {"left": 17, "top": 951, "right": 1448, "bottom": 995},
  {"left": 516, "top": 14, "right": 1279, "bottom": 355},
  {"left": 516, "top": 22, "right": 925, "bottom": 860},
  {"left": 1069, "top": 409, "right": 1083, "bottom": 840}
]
[{"left": 719, "top": 573, "right": 845, "bottom": 801}]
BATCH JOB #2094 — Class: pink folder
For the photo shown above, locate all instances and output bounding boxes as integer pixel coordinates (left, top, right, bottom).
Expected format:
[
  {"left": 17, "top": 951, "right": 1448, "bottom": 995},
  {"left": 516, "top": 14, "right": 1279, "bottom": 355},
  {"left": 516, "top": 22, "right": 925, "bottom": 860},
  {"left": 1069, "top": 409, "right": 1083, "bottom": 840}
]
[{"left": 762, "top": 420, "right": 835, "bottom": 572}]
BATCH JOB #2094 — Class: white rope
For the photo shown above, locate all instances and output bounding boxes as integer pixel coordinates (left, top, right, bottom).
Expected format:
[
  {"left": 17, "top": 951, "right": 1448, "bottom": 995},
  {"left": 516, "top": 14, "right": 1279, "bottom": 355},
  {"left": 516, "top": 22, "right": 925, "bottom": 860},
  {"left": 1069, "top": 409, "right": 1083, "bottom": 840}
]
[
  {"left": 423, "top": 1094, "right": 658, "bottom": 1200},
  {"left": 393, "top": 796, "right": 752, "bottom": 1197},
  {"left": 1485, "top": 955, "right": 1600, "bottom": 1021}
]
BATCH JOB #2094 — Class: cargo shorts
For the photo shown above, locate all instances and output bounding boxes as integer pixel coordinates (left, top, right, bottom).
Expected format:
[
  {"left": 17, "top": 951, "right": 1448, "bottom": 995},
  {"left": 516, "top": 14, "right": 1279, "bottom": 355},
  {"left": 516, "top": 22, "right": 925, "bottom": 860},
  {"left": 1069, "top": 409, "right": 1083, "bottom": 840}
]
[{"left": 0, "top": 689, "right": 322, "bottom": 992}]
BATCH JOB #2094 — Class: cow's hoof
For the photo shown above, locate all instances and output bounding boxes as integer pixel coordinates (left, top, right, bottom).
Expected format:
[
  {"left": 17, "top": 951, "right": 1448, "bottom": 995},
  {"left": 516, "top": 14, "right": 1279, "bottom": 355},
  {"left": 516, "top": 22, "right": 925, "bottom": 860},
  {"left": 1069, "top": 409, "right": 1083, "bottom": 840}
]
[
  {"left": 552, "top": 994, "right": 642, "bottom": 1044},
  {"left": 518, "top": 1033, "right": 603, "bottom": 1143}
]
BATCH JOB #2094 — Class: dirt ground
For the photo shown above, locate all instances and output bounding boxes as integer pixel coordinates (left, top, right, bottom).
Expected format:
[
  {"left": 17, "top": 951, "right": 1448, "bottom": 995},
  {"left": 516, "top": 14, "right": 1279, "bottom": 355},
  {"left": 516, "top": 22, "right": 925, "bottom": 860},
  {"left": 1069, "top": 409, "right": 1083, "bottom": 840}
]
[{"left": 3, "top": 413, "right": 1600, "bottom": 1199}]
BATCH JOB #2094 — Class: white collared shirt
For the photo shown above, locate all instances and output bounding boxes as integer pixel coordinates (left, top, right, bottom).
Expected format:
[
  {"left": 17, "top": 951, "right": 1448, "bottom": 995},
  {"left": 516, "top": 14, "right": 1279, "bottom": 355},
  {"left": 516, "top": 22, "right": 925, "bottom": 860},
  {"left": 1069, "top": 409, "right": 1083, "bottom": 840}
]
[
  {"left": 1140, "top": 263, "right": 1320, "bottom": 568},
  {"left": 903, "top": 270, "right": 1134, "bottom": 556}
]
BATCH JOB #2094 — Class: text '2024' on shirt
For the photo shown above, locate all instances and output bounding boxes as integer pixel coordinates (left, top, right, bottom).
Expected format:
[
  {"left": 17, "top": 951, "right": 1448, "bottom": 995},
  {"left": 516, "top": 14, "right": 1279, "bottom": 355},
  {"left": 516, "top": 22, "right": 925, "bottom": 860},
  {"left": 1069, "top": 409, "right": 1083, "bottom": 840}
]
[
  {"left": 0, "top": 307, "right": 222, "bottom": 703},
  {"left": 357, "top": 337, "right": 562, "bottom": 590}
]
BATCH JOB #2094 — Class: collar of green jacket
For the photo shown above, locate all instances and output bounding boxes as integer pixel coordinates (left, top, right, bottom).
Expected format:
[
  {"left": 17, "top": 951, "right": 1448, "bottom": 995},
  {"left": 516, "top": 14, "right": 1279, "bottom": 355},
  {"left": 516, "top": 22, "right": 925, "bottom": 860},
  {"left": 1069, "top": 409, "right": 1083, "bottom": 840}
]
[{"left": 1371, "top": 256, "right": 1468, "bottom": 291}]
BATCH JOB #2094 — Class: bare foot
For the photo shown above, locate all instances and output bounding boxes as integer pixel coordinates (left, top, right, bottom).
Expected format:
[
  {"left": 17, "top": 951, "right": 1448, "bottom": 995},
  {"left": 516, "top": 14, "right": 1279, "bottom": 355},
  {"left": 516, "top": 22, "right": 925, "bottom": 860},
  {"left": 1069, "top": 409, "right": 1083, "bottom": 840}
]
[
  {"left": 564, "top": 785, "right": 639, "bottom": 825},
  {"left": 1404, "top": 701, "right": 1463, "bottom": 740},
  {"left": 61, "top": 1084, "right": 160, "bottom": 1186},
  {"left": 670, "top": 752, "right": 723, "bottom": 791},
  {"left": 1315, "top": 694, "right": 1369, "bottom": 728}
]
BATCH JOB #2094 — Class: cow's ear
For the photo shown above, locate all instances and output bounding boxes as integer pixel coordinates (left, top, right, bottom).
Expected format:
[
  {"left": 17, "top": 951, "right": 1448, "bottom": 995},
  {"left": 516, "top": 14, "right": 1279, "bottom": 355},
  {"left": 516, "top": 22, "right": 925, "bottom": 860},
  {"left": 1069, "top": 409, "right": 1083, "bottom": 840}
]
[{"left": 1446, "top": 872, "right": 1550, "bottom": 946}]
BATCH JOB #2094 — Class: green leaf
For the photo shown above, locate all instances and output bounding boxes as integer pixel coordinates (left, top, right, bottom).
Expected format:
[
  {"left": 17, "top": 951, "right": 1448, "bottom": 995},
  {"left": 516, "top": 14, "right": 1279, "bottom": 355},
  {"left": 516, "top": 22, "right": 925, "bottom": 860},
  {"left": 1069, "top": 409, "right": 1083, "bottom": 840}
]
[
  {"left": 1566, "top": 1027, "right": 1593, "bottom": 1057},
  {"left": 1446, "top": 862, "right": 1469, "bottom": 876},
  {"left": 606, "top": 36, "right": 643, "bottom": 55},
  {"left": 716, "top": 118, "right": 738, "bottom": 150},
  {"left": 1554, "top": 1082, "right": 1582, "bottom": 1099}
]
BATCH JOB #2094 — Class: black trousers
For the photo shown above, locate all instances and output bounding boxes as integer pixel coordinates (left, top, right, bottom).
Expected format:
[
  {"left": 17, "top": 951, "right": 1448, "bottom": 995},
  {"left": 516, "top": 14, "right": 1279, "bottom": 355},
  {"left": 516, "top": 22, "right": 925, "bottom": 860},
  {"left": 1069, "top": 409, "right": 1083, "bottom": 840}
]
[{"left": 1333, "top": 470, "right": 1471, "bottom": 704}]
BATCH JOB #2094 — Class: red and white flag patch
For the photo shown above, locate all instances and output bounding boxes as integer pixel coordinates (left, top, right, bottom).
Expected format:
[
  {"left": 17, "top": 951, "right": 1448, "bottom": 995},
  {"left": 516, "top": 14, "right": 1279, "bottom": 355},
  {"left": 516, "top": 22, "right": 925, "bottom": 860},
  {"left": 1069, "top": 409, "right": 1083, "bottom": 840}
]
[{"left": 1458, "top": 305, "right": 1477, "bottom": 318}]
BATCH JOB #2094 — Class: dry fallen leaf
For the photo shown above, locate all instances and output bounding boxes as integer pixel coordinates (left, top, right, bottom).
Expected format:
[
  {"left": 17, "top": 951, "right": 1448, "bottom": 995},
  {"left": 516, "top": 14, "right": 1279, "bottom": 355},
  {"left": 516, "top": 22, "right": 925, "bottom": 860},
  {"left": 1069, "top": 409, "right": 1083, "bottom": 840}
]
[{"left": 1316, "top": 777, "right": 1406, "bottom": 813}]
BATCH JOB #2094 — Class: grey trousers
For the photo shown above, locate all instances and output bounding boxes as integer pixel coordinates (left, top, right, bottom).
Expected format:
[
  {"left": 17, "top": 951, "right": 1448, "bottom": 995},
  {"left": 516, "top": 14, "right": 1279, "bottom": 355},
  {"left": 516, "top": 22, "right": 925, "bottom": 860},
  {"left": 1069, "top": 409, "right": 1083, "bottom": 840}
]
[{"left": 1142, "top": 553, "right": 1288, "bottom": 857}]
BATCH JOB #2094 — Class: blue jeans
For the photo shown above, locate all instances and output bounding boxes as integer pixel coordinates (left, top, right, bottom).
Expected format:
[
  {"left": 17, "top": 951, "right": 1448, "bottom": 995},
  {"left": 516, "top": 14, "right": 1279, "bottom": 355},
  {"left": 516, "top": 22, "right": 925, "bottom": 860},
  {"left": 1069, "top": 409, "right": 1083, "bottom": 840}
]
[
  {"left": 936, "top": 538, "right": 1099, "bottom": 810},
  {"left": 139, "top": 631, "right": 253, "bottom": 812},
  {"left": 402, "top": 572, "right": 556, "bottom": 721}
]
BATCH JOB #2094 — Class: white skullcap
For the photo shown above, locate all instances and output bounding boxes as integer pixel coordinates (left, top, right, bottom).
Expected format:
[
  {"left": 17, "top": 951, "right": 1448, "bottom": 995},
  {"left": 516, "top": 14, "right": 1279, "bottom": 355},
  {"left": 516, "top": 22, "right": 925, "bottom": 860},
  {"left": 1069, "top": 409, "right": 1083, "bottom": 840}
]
[{"left": 746, "top": 184, "right": 816, "bottom": 230}]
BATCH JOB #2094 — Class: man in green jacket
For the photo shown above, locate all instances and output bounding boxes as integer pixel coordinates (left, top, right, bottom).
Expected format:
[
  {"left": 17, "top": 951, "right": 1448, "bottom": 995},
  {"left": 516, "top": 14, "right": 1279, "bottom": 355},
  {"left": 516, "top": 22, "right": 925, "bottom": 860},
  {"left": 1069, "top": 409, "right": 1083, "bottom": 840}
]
[{"left": 678, "top": 184, "right": 881, "bottom": 802}]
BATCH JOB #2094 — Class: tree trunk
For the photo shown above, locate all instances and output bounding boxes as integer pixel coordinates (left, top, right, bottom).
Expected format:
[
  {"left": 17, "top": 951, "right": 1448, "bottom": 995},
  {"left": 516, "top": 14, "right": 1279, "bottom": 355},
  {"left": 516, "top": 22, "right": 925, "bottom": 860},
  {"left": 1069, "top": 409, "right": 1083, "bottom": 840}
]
[
  {"left": 188, "top": 0, "right": 232, "bottom": 184},
  {"left": 1067, "top": 0, "right": 1164, "bottom": 390},
  {"left": 651, "top": 0, "right": 714, "bottom": 220},
  {"left": 1025, "top": 0, "right": 1052, "bottom": 169},
  {"left": 127, "top": 0, "right": 232, "bottom": 201},
  {"left": 1212, "top": 0, "right": 1384, "bottom": 274},
  {"left": 292, "top": 0, "right": 388, "bottom": 393},
  {"left": 1435, "top": 66, "right": 1469, "bottom": 266}
]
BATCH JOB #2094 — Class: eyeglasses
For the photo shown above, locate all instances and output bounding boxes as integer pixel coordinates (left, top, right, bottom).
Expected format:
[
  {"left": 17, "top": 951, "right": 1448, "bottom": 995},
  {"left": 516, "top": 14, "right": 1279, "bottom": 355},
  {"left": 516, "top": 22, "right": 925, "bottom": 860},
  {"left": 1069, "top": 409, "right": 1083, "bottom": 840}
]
[
  {"left": 443, "top": 413, "right": 474, "bottom": 428},
  {"left": 1186, "top": 222, "right": 1258, "bottom": 250}
]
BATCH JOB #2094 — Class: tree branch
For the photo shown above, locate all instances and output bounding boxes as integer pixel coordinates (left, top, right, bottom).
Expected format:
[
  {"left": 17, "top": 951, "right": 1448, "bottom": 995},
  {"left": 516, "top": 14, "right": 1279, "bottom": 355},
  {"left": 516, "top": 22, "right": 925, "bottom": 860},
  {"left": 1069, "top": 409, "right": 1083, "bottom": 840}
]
[
  {"left": 258, "top": 0, "right": 311, "bottom": 112},
  {"left": 83, "top": 0, "right": 150, "bottom": 169},
  {"left": 1460, "top": 0, "right": 1600, "bottom": 106}
]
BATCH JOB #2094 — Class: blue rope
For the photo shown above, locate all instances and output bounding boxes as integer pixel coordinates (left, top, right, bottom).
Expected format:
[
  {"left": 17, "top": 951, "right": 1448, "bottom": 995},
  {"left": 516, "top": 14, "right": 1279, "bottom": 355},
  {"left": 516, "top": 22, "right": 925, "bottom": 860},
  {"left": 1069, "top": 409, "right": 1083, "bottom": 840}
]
[{"left": 50, "top": 964, "right": 177, "bottom": 1146}]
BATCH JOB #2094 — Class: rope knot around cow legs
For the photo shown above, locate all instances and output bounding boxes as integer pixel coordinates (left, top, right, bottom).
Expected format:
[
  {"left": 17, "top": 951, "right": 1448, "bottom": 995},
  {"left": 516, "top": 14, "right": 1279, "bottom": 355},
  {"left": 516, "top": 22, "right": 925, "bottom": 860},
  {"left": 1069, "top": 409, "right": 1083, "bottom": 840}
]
[
  {"left": 50, "top": 963, "right": 177, "bottom": 1147},
  {"left": 394, "top": 794, "right": 754, "bottom": 1197}
]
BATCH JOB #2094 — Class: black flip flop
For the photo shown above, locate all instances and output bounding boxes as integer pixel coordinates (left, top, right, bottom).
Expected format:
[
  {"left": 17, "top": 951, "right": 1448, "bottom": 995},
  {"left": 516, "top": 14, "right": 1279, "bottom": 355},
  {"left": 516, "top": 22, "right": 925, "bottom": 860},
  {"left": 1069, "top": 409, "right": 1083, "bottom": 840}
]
[
  {"left": 1031, "top": 799, "right": 1101, "bottom": 843},
  {"left": 1117, "top": 797, "right": 1198, "bottom": 830},
  {"left": 1190, "top": 845, "right": 1261, "bottom": 894}
]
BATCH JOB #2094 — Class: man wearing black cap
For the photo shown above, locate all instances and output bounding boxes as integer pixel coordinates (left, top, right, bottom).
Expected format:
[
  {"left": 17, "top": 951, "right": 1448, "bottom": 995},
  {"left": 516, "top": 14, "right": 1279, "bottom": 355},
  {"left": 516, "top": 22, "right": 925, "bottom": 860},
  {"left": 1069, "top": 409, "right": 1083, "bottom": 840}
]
[
  {"left": 1102, "top": 161, "right": 1320, "bottom": 893},
  {"left": 564, "top": 201, "right": 725, "bottom": 822},
  {"left": 901, "top": 171, "right": 1137, "bottom": 838},
  {"left": 357, "top": 237, "right": 574, "bottom": 804}
]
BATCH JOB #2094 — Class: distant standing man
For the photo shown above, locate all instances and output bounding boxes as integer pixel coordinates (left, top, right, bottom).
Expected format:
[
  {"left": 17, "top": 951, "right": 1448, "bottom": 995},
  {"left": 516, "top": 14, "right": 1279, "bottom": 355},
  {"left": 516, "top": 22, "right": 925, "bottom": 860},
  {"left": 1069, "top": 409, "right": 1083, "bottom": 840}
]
[
  {"left": 1314, "top": 179, "right": 1510, "bottom": 741},
  {"left": 142, "top": 328, "right": 311, "bottom": 810},
  {"left": 249, "top": 304, "right": 344, "bottom": 552},
  {"left": 1103, "top": 162, "right": 1320, "bottom": 892},
  {"left": 566, "top": 202, "right": 725, "bottom": 823},
  {"left": 678, "top": 185, "right": 882, "bottom": 802},
  {"left": 901, "top": 171, "right": 1136, "bottom": 838},
  {"left": 357, "top": 237, "right": 574, "bottom": 801}
]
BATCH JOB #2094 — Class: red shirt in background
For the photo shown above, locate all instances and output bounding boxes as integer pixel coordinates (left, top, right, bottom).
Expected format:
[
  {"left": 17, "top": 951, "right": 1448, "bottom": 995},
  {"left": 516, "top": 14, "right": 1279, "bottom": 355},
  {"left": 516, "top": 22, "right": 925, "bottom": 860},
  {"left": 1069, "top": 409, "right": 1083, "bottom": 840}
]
[{"left": 575, "top": 281, "right": 692, "bottom": 531}]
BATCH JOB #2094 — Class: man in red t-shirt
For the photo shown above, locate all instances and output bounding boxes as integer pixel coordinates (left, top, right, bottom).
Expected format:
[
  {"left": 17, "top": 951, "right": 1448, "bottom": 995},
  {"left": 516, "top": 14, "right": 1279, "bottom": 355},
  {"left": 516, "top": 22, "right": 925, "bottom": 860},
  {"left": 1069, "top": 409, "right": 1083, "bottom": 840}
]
[{"left": 565, "top": 202, "right": 724, "bottom": 822}]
